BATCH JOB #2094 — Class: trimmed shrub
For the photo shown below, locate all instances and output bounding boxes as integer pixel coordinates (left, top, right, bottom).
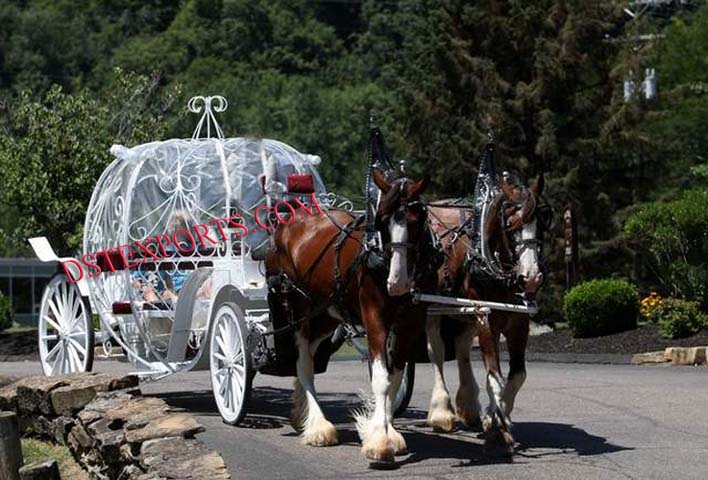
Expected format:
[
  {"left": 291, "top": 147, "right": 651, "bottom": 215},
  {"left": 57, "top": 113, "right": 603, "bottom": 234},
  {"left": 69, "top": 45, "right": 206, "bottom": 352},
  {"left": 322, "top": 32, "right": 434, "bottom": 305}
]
[
  {"left": 655, "top": 298, "right": 707, "bottom": 339},
  {"left": 625, "top": 189, "right": 708, "bottom": 309},
  {"left": 563, "top": 279, "right": 638, "bottom": 338},
  {"left": 0, "top": 292, "right": 12, "bottom": 332}
]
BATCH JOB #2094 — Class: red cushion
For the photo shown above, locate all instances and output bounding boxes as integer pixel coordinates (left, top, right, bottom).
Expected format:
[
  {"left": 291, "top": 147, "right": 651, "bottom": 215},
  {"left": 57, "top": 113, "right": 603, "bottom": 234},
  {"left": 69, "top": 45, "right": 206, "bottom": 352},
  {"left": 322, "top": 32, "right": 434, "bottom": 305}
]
[
  {"left": 97, "top": 250, "right": 128, "bottom": 271},
  {"left": 112, "top": 302, "right": 132, "bottom": 314},
  {"left": 287, "top": 174, "right": 314, "bottom": 193}
]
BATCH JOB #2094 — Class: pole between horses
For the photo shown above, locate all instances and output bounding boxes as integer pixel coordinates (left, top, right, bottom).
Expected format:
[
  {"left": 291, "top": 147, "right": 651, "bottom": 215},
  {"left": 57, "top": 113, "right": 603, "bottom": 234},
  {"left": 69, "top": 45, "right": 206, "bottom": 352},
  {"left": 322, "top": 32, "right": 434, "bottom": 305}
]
[{"left": 413, "top": 292, "right": 539, "bottom": 315}]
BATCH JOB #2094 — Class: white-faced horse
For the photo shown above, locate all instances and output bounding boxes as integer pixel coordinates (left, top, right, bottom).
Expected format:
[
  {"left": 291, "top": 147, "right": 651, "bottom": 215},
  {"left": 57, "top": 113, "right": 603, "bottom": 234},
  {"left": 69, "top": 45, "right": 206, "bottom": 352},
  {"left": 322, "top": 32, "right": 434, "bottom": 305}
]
[
  {"left": 266, "top": 170, "right": 436, "bottom": 465},
  {"left": 425, "top": 172, "right": 549, "bottom": 455}
]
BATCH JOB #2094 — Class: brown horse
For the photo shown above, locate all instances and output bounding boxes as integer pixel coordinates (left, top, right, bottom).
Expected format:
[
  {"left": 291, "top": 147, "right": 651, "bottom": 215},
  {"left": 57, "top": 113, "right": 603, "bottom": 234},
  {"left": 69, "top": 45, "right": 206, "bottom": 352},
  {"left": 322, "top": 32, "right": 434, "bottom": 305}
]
[
  {"left": 265, "top": 169, "right": 432, "bottom": 463},
  {"left": 425, "top": 172, "right": 548, "bottom": 454}
]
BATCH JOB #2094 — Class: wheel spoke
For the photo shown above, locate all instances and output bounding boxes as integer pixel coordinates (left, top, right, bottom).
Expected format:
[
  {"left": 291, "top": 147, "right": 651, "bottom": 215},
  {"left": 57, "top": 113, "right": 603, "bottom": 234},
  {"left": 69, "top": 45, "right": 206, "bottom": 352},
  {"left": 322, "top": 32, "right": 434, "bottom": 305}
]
[
  {"left": 58, "top": 283, "right": 68, "bottom": 325},
  {"left": 41, "top": 334, "right": 58, "bottom": 341},
  {"left": 70, "top": 292, "right": 80, "bottom": 324},
  {"left": 68, "top": 338, "right": 87, "bottom": 358},
  {"left": 65, "top": 344, "right": 77, "bottom": 372},
  {"left": 215, "top": 331, "right": 228, "bottom": 357},
  {"left": 54, "top": 347, "right": 65, "bottom": 375},
  {"left": 233, "top": 351, "right": 244, "bottom": 365},
  {"left": 231, "top": 370, "right": 242, "bottom": 407},
  {"left": 218, "top": 372, "right": 228, "bottom": 396},
  {"left": 214, "top": 352, "right": 227, "bottom": 362},
  {"left": 70, "top": 343, "right": 84, "bottom": 370},
  {"left": 223, "top": 376, "right": 232, "bottom": 410},
  {"left": 43, "top": 315, "right": 62, "bottom": 334},
  {"left": 46, "top": 341, "right": 62, "bottom": 361}
]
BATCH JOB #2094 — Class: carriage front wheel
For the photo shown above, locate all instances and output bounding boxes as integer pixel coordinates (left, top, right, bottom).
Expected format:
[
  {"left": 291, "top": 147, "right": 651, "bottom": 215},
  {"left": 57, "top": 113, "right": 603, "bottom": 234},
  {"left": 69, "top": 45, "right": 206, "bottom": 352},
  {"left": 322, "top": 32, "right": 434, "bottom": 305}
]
[
  {"left": 38, "top": 274, "right": 95, "bottom": 376},
  {"left": 209, "top": 301, "right": 252, "bottom": 425}
]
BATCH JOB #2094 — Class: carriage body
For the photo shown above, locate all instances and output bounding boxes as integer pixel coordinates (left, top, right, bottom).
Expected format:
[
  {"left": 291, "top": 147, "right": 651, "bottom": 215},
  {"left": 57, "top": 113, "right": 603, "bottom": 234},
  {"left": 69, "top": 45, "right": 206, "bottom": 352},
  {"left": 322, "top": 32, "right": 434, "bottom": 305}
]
[{"left": 81, "top": 136, "right": 328, "bottom": 379}]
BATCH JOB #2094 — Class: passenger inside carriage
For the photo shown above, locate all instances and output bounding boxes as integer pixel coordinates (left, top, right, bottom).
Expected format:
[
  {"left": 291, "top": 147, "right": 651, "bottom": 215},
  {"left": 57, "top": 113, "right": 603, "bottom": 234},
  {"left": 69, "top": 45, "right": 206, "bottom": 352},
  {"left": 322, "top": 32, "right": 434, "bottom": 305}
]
[{"left": 131, "top": 210, "right": 211, "bottom": 308}]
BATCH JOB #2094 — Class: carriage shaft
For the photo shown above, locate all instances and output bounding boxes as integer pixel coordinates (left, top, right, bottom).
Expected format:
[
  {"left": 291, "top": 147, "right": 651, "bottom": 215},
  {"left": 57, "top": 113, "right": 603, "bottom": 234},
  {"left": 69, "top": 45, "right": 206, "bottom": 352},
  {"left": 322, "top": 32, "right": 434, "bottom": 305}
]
[{"left": 415, "top": 292, "right": 538, "bottom": 315}]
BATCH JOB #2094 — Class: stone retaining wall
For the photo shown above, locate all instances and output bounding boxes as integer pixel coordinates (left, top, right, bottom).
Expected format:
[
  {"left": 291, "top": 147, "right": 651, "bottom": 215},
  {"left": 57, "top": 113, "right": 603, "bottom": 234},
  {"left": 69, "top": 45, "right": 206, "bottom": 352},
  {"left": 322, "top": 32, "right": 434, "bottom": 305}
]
[{"left": 0, "top": 372, "right": 230, "bottom": 480}]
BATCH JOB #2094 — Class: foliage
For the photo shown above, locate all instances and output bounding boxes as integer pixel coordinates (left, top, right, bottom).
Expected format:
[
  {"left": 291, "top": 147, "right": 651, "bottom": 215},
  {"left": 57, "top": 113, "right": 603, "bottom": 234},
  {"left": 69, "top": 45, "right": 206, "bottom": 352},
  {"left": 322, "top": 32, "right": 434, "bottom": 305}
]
[
  {"left": 625, "top": 189, "right": 708, "bottom": 308},
  {"left": 0, "top": 70, "right": 177, "bottom": 255},
  {"left": 0, "top": 0, "right": 708, "bottom": 316},
  {"left": 640, "top": 292, "right": 665, "bottom": 323},
  {"left": 0, "top": 291, "right": 11, "bottom": 332},
  {"left": 563, "top": 279, "right": 638, "bottom": 338},
  {"left": 22, "top": 438, "right": 88, "bottom": 480},
  {"left": 653, "top": 298, "right": 707, "bottom": 339},
  {"left": 645, "top": 5, "right": 708, "bottom": 185}
]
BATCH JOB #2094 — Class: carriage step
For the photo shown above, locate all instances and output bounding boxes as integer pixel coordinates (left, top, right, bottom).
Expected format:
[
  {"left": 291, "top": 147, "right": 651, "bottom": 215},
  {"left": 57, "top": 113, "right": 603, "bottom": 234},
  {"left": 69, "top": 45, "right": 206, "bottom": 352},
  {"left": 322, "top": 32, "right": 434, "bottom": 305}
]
[{"left": 94, "top": 345, "right": 125, "bottom": 359}]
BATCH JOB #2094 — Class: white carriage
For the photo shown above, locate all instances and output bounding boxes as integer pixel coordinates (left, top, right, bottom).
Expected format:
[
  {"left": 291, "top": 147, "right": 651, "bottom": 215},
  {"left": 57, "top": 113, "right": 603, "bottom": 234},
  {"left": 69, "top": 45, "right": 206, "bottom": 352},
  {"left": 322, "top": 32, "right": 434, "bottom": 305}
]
[{"left": 28, "top": 95, "right": 383, "bottom": 424}]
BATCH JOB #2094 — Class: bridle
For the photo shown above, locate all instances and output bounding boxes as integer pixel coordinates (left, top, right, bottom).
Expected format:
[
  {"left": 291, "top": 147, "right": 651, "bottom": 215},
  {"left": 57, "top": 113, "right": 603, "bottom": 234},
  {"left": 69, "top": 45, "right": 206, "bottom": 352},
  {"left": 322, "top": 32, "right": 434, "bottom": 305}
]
[
  {"left": 376, "top": 179, "right": 434, "bottom": 284},
  {"left": 465, "top": 186, "right": 550, "bottom": 291},
  {"left": 497, "top": 191, "right": 553, "bottom": 287}
]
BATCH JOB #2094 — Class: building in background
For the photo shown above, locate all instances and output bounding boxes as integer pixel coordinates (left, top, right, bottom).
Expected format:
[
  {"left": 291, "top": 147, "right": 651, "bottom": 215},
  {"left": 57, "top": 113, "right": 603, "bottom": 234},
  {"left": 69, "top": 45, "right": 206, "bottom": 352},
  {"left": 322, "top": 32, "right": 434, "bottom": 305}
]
[{"left": 0, "top": 258, "right": 56, "bottom": 326}]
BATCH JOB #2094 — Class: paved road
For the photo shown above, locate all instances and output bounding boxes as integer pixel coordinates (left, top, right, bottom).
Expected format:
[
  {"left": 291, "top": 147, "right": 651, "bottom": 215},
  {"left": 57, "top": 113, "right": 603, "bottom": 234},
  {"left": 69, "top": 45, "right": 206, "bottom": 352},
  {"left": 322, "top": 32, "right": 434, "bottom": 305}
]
[{"left": 1, "top": 359, "right": 706, "bottom": 479}]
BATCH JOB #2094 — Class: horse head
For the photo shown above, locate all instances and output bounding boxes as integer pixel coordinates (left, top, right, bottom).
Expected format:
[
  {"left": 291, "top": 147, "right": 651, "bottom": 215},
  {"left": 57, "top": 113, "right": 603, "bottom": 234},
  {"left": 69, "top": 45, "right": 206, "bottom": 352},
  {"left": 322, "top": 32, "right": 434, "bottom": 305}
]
[
  {"left": 372, "top": 168, "right": 430, "bottom": 296},
  {"left": 485, "top": 171, "right": 552, "bottom": 299}
]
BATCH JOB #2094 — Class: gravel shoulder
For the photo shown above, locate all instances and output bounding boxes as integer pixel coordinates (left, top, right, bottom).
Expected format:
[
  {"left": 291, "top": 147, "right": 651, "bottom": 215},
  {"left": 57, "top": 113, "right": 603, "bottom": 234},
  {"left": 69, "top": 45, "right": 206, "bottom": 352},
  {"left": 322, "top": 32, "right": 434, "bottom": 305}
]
[{"left": 526, "top": 323, "right": 708, "bottom": 355}]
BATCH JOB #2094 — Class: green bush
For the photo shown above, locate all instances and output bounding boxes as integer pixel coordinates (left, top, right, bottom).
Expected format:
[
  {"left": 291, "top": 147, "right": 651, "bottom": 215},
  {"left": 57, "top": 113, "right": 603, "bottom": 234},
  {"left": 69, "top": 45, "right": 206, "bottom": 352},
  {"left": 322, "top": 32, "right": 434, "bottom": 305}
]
[
  {"left": 0, "top": 292, "right": 12, "bottom": 332},
  {"left": 625, "top": 189, "right": 708, "bottom": 309},
  {"left": 563, "top": 279, "right": 638, "bottom": 338},
  {"left": 655, "top": 298, "right": 707, "bottom": 339}
]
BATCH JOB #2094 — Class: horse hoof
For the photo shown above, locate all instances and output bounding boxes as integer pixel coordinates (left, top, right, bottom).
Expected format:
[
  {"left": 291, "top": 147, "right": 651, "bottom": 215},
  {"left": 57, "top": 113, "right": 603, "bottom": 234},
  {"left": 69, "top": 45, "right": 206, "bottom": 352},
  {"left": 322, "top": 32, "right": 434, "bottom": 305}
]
[
  {"left": 482, "top": 414, "right": 494, "bottom": 433},
  {"left": 427, "top": 409, "right": 456, "bottom": 433},
  {"left": 456, "top": 408, "right": 482, "bottom": 431},
  {"left": 483, "top": 429, "right": 515, "bottom": 457},
  {"left": 362, "top": 437, "right": 395, "bottom": 464},
  {"left": 301, "top": 419, "right": 339, "bottom": 446},
  {"left": 388, "top": 428, "right": 408, "bottom": 456}
]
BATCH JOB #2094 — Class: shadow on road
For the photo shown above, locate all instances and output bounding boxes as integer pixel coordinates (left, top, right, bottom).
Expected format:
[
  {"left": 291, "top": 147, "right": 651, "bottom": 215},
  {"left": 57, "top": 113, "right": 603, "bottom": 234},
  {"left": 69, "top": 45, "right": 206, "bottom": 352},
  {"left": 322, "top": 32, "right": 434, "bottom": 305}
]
[
  {"left": 152, "top": 385, "right": 371, "bottom": 430},
  {"left": 151, "top": 387, "right": 629, "bottom": 468},
  {"left": 393, "top": 421, "right": 631, "bottom": 468},
  {"left": 513, "top": 422, "right": 632, "bottom": 458}
]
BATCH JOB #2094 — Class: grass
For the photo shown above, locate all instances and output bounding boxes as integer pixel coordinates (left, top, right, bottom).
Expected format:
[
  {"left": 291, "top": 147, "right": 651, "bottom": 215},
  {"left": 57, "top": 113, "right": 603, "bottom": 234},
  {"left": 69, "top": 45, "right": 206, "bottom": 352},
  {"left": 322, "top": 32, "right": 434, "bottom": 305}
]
[
  {"left": 21, "top": 438, "right": 88, "bottom": 480},
  {"left": 335, "top": 342, "right": 361, "bottom": 357}
]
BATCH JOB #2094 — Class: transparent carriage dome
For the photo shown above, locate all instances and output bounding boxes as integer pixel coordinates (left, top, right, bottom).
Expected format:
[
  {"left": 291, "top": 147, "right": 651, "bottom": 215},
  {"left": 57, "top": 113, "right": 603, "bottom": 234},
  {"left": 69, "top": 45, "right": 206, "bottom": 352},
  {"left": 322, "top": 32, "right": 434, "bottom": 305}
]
[{"left": 82, "top": 96, "right": 329, "bottom": 372}]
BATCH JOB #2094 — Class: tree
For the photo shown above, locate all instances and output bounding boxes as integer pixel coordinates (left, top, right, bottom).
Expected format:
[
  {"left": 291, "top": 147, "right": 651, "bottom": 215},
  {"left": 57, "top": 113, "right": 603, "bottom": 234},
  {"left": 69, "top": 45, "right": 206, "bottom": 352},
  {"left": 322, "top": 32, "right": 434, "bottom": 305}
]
[{"left": 0, "top": 70, "right": 178, "bottom": 255}]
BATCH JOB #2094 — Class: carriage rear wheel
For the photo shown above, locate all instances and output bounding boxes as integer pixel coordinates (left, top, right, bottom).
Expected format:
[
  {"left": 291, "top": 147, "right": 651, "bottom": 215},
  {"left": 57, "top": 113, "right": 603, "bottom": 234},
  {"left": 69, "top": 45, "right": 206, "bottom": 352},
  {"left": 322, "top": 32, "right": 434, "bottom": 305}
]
[
  {"left": 209, "top": 301, "right": 252, "bottom": 425},
  {"left": 38, "top": 274, "right": 95, "bottom": 376}
]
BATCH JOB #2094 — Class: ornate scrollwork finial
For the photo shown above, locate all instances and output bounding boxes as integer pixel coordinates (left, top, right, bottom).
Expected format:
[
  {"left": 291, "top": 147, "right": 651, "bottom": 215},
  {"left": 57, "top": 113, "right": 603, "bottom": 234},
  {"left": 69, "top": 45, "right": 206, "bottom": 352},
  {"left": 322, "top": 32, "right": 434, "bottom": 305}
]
[
  {"left": 189, "top": 95, "right": 228, "bottom": 140},
  {"left": 487, "top": 129, "right": 495, "bottom": 144},
  {"left": 369, "top": 110, "right": 379, "bottom": 129}
]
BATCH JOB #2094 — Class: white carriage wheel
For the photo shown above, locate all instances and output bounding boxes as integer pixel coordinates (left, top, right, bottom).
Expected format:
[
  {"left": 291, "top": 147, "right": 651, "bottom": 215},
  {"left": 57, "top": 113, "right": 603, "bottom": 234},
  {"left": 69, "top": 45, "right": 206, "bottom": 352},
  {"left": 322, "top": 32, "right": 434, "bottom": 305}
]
[
  {"left": 393, "top": 361, "right": 415, "bottom": 417},
  {"left": 38, "top": 274, "right": 95, "bottom": 376},
  {"left": 209, "top": 302, "right": 252, "bottom": 425}
]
